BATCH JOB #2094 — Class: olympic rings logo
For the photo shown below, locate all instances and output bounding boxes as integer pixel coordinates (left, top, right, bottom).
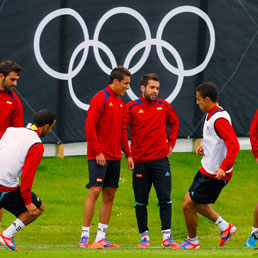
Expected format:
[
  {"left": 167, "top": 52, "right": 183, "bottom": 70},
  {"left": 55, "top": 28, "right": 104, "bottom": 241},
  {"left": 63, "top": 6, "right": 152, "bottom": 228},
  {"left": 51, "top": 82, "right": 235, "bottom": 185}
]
[{"left": 33, "top": 6, "right": 215, "bottom": 111}]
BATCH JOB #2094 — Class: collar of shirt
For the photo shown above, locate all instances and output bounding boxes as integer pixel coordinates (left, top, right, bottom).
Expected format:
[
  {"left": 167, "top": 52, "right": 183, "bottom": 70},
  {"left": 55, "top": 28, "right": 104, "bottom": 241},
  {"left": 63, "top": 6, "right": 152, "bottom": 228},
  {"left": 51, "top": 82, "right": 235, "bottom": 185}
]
[
  {"left": 106, "top": 85, "right": 118, "bottom": 97},
  {"left": 140, "top": 96, "right": 157, "bottom": 105},
  {"left": 29, "top": 124, "right": 40, "bottom": 136},
  {"left": 207, "top": 105, "right": 223, "bottom": 120}
]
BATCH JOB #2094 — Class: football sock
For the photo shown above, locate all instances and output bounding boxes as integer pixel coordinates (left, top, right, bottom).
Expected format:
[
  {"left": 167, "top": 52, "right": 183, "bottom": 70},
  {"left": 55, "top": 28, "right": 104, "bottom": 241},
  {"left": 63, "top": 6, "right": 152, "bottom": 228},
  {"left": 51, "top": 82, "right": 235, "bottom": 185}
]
[
  {"left": 162, "top": 229, "right": 171, "bottom": 240},
  {"left": 81, "top": 226, "right": 90, "bottom": 238},
  {"left": 215, "top": 216, "right": 229, "bottom": 231},
  {"left": 95, "top": 223, "right": 108, "bottom": 241},
  {"left": 141, "top": 230, "right": 149, "bottom": 240},
  {"left": 187, "top": 236, "right": 199, "bottom": 244},
  {"left": 252, "top": 226, "right": 258, "bottom": 239},
  {"left": 3, "top": 219, "right": 25, "bottom": 238}
]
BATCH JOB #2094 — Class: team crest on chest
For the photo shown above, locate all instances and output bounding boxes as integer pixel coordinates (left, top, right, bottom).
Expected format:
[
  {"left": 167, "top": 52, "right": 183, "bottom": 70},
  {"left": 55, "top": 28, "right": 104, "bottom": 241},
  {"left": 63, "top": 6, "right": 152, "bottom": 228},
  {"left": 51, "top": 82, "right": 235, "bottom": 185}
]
[{"left": 138, "top": 109, "right": 144, "bottom": 113}]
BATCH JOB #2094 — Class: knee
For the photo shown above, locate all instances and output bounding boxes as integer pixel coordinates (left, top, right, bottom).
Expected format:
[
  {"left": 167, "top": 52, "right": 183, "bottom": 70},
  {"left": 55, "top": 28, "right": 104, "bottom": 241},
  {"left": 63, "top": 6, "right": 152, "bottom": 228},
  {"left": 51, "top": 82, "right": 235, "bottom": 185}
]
[
  {"left": 182, "top": 198, "right": 195, "bottom": 214},
  {"left": 103, "top": 189, "right": 116, "bottom": 202},
  {"left": 89, "top": 186, "right": 102, "bottom": 200},
  {"left": 38, "top": 203, "right": 45, "bottom": 216}
]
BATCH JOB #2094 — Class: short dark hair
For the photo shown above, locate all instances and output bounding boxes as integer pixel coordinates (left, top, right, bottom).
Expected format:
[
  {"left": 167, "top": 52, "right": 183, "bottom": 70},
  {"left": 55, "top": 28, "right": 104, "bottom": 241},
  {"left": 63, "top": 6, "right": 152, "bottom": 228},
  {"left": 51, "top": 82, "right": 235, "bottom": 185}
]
[
  {"left": 33, "top": 109, "right": 56, "bottom": 127},
  {"left": 109, "top": 66, "right": 131, "bottom": 84},
  {"left": 196, "top": 82, "right": 218, "bottom": 103},
  {"left": 0, "top": 60, "right": 22, "bottom": 76},
  {"left": 141, "top": 73, "right": 160, "bottom": 87}
]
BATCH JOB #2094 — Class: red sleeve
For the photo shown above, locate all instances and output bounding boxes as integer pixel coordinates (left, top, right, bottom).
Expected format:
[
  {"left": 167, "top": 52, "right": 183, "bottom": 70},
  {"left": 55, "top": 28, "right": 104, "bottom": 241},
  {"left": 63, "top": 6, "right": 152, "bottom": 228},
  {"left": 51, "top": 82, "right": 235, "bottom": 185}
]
[
  {"left": 121, "top": 105, "right": 132, "bottom": 158},
  {"left": 250, "top": 109, "right": 258, "bottom": 159},
  {"left": 85, "top": 94, "right": 105, "bottom": 157},
  {"left": 214, "top": 118, "right": 240, "bottom": 171},
  {"left": 11, "top": 92, "right": 24, "bottom": 127},
  {"left": 166, "top": 104, "right": 180, "bottom": 149},
  {"left": 0, "top": 130, "right": 5, "bottom": 139},
  {"left": 20, "top": 143, "right": 44, "bottom": 205}
]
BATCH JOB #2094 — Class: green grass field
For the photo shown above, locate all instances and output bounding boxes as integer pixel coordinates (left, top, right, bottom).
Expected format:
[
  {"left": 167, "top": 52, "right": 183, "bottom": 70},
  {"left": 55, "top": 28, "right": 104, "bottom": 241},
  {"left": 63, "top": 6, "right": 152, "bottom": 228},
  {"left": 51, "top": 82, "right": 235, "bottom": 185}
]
[{"left": 0, "top": 150, "right": 258, "bottom": 257}]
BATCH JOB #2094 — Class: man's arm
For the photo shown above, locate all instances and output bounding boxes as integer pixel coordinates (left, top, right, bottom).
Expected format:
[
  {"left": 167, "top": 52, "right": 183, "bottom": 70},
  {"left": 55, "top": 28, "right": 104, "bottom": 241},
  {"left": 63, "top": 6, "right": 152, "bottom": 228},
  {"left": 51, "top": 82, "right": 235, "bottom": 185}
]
[
  {"left": 213, "top": 118, "right": 240, "bottom": 179},
  {"left": 121, "top": 104, "right": 134, "bottom": 170},
  {"left": 85, "top": 95, "right": 104, "bottom": 159},
  {"left": 166, "top": 104, "right": 180, "bottom": 150},
  {"left": 11, "top": 93, "right": 24, "bottom": 127},
  {"left": 20, "top": 143, "right": 44, "bottom": 206},
  {"left": 250, "top": 109, "right": 258, "bottom": 163}
]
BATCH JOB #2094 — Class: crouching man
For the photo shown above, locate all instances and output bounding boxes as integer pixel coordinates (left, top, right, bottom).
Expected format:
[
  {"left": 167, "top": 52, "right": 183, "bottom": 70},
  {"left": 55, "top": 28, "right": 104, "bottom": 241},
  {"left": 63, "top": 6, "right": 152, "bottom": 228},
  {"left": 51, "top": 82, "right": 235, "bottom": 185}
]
[{"left": 0, "top": 109, "right": 56, "bottom": 251}]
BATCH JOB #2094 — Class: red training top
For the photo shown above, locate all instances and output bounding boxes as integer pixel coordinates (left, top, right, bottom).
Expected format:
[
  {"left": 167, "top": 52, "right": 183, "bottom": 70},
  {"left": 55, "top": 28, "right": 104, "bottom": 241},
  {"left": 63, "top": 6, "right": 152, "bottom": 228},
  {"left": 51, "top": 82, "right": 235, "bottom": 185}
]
[
  {"left": 200, "top": 105, "right": 240, "bottom": 181},
  {"left": 250, "top": 108, "right": 258, "bottom": 159},
  {"left": 85, "top": 85, "right": 131, "bottom": 160},
  {"left": 124, "top": 96, "right": 180, "bottom": 163},
  {"left": 0, "top": 90, "right": 24, "bottom": 134}
]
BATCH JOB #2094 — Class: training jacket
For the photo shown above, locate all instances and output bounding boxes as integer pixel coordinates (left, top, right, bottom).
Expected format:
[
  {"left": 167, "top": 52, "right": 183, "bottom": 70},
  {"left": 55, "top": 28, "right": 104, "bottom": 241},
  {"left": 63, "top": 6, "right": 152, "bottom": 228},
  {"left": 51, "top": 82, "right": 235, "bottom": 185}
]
[
  {"left": 250, "top": 108, "right": 258, "bottom": 159},
  {"left": 124, "top": 96, "right": 180, "bottom": 163},
  {"left": 200, "top": 105, "right": 240, "bottom": 181},
  {"left": 86, "top": 85, "right": 131, "bottom": 160},
  {"left": 0, "top": 127, "right": 44, "bottom": 205},
  {"left": 0, "top": 89, "right": 24, "bottom": 134}
]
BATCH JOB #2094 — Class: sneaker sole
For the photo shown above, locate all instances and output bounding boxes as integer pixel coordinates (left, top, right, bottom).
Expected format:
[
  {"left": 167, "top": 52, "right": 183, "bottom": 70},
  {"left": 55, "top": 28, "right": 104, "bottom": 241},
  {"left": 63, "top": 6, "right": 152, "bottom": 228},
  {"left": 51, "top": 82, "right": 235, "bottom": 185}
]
[{"left": 220, "top": 227, "right": 237, "bottom": 247}]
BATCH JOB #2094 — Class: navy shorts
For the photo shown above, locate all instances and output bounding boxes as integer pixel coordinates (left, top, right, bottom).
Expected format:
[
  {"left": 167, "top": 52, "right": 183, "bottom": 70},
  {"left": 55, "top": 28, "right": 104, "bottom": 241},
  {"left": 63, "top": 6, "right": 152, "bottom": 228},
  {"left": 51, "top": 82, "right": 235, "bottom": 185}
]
[
  {"left": 0, "top": 187, "right": 43, "bottom": 217},
  {"left": 189, "top": 171, "right": 229, "bottom": 204},
  {"left": 86, "top": 160, "right": 121, "bottom": 189}
]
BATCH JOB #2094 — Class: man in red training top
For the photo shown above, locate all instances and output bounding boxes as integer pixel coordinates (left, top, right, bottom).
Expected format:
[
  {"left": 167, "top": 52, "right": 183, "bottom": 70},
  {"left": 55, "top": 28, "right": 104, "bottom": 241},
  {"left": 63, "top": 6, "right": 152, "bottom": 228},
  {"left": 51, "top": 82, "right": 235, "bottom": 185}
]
[
  {"left": 176, "top": 82, "right": 240, "bottom": 249},
  {"left": 245, "top": 108, "right": 258, "bottom": 247},
  {"left": 124, "top": 73, "right": 180, "bottom": 247},
  {"left": 0, "top": 60, "right": 24, "bottom": 227},
  {"left": 0, "top": 109, "right": 56, "bottom": 251},
  {"left": 78, "top": 66, "right": 134, "bottom": 249}
]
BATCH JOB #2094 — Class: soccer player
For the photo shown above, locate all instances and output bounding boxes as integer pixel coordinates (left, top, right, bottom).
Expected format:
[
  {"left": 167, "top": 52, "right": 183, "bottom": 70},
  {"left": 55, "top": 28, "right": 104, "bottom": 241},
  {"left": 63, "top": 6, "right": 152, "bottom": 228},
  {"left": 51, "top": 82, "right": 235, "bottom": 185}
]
[
  {"left": 176, "top": 82, "right": 240, "bottom": 249},
  {"left": 0, "top": 109, "right": 56, "bottom": 251},
  {"left": 78, "top": 66, "right": 134, "bottom": 249},
  {"left": 245, "top": 108, "right": 258, "bottom": 247},
  {"left": 124, "top": 73, "right": 180, "bottom": 247},
  {"left": 0, "top": 60, "right": 24, "bottom": 226}
]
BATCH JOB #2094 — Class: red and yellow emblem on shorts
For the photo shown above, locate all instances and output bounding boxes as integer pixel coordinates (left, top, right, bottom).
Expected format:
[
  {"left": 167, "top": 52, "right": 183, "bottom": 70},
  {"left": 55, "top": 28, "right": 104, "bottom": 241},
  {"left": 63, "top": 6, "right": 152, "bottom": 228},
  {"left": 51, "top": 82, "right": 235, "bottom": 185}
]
[
  {"left": 97, "top": 178, "right": 103, "bottom": 183},
  {"left": 136, "top": 174, "right": 142, "bottom": 178}
]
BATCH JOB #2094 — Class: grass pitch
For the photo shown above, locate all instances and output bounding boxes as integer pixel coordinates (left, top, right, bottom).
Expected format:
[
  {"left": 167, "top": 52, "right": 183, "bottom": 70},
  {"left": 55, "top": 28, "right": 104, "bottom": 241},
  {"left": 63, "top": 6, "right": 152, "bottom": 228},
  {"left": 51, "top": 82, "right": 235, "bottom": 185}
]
[{"left": 0, "top": 150, "right": 258, "bottom": 257}]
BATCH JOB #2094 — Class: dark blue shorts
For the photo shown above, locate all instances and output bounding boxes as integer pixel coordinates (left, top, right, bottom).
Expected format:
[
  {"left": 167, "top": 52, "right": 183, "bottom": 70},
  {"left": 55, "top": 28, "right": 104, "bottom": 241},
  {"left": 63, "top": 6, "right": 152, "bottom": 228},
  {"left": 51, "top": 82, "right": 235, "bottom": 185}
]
[
  {"left": 0, "top": 187, "right": 43, "bottom": 217},
  {"left": 189, "top": 171, "right": 228, "bottom": 204},
  {"left": 86, "top": 160, "right": 121, "bottom": 189}
]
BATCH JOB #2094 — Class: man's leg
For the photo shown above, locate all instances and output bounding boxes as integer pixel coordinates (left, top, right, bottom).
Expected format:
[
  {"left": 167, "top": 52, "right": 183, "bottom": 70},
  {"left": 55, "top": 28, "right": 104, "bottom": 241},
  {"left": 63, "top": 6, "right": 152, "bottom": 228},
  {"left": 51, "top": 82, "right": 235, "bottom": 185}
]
[
  {"left": 99, "top": 187, "right": 116, "bottom": 225},
  {"left": 150, "top": 158, "right": 176, "bottom": 247},
  {"left": 0, "top": 191, "right": 44, "bottom": 251},
  {"left": 253, "top": 202, "right": 258, "bottom": 228},
  {"left": 182, "top": 192, "right": 199, "bottom": 239},
  {"left": 0, "top": 208, "right": 3, "bottom": 225},
  {"left": 133, "top": 163, "right": 152, "bottom": 247},
  {"left": 83, "top": 186, "right": 102, "bottom": 227},
  {"left": 245, "top": 202, "right": 258, "bottom": 247}
]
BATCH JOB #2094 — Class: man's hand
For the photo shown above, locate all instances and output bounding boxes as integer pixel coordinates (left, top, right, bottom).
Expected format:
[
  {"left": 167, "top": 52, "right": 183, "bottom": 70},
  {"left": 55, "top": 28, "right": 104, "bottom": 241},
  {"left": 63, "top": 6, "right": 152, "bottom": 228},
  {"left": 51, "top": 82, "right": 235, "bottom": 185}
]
[
  {"left": 213, "top": 168, "right": 226, "bottom": 180},
  {"left": 26, "top": 203, "right": 40, "bottom": 216},
  {"left": 127, "top": 157, "right": 134, "bottom": 170},
  {"left": 196, "top": 145, "right": 204, "bottom": 155},
  {"left": 96, "top": 153, "right": 106, "bottom": 166},
  {"left": 256, "top": 157, "right": 258, "bottom": 165},
  {"left": 167, "top": 146, "right": 173, "bottom": 158}
]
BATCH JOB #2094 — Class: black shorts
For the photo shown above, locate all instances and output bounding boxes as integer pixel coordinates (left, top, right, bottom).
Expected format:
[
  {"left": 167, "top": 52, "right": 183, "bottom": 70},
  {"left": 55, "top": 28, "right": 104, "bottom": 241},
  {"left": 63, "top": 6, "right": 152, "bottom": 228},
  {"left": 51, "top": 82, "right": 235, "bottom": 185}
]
[
  {"left": 133, "top": 157, "right": 172, "bottom": 206},
  {"left": 189, "top": 171, "right": 228, "bottom": 204},
  {"left": 0, "top": 187, "right": 43, "bottom": 217},
  {"left": 86, "top": 160, "right": 121, "bottom": 189}
]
